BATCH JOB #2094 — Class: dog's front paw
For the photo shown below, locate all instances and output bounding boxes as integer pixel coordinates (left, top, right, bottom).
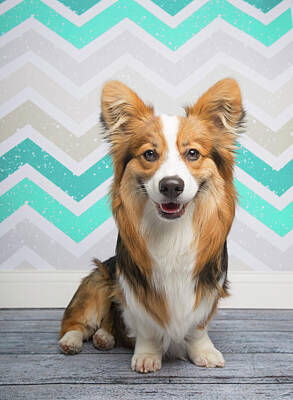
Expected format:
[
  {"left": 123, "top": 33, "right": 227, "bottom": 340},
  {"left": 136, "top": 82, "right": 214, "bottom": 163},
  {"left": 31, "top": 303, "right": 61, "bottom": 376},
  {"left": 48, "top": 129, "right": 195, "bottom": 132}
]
[
  {"left": 190, "top": 347, "right": 225, "bottom": 368},
  {"left": 131, "top": 353, "right": 162, "bottom": 373},
  {"left": 59, "top": 330, "right": 83, "bottom": 355},
  {"left": 93, "top": 328, "right": 115, "bottom": 350}
]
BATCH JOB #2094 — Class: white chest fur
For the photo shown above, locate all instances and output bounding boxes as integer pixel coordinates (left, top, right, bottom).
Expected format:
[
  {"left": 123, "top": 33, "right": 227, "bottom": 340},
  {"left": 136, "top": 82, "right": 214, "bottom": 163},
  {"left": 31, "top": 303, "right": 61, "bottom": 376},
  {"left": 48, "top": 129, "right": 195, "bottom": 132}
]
[
  {"left": 139, "top": 200, "right": 216, "bottom": 348},
  {"left": 119, "top": 200, "right": 217, "bottom": 355}
]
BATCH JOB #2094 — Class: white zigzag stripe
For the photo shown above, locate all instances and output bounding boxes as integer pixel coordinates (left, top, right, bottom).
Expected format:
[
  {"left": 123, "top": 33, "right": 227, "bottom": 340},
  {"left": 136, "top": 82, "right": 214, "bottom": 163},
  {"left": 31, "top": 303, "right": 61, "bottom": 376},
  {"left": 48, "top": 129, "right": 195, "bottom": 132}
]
[
  {"left": 41, "top": 0, "right": 292, "bottom": 27},
  {"left": 1, "top": 165, "right": 291, "bottom": 212},
  {"left": 243, "top": 101, "right": 293, "bottom": 131},
  {"left": 1, "top": 18, "right": 292, "bottom": 62},
  {"left": 239, "top": 135, "right": 293, "bottom": 170},
  {"left": 0, "top": 207, "right": 118, "bottom": 256},
  {"left": 1, "top": 52, "right": 292, "bottom": 94},
  {"left": 234, "top": 168, "right": 292, "bottom": 210},
  {"left": 227, "top": 0, "right": 292, "bottom": 24},
  {"left": 1, "top": 231, "right": 290, "bottom": 272},
  {"left": 0, "top": 247, "right": 56, "bottom": 271},
  {"left": 0, "top": 0, "right": 23, "bottom": 15},
  {"left": 2, "top": 126, "right": 291, "bottom": 171},
  {"left": 0, "top": 126, "right": 110, "bottom": 173},
  {"left": 0, "top": 88, "right": 290, "bottom": 132},
  {"left": 0, "top": 195, "right": 291, "bottom": 253},
  {"left": 1, "top": 207, "right": 290, "bottom": 257},
  {"left": 40, "top": 0, "right": 118, "bottom": 26},
  {"left": 1, "top": 32, "right": 293, "bottom": 83},
  {"left": 175, "top": 18, "right": 293, "bottom": 58},
  {"left": 2, "top": 219, "right": 292, "bottom": 269},
  {"left": 41, "top": 0, "right": 210, "bottom": 28},
  {"left": 3, "top": 0, "right": 291, "bottom": 29},
  {"left": 235, "top": 207, "right": 293, "bottom": 252},
  {"left": 228, "top": 240, "right": 272, "bottom": 272},
  {"left": 0, "top": 239, "right": 273, "bottom": 272},
  {"left": 0, "top": 167, "right": 112, "bottom": 215}
]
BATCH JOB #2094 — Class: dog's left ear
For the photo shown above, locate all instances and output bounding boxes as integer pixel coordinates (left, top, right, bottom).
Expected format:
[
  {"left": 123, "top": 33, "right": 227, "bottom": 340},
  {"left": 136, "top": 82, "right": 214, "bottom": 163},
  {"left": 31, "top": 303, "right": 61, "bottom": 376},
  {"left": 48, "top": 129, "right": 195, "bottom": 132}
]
[{"left": 185, "top": 78, "right": 245, "bottom": 135}]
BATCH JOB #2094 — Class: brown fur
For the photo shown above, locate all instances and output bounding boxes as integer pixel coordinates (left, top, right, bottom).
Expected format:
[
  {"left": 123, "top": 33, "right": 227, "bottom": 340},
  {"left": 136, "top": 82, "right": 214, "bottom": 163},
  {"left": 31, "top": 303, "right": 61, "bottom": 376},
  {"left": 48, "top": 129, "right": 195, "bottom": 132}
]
[
  {"left": 102, "top": 81, "right": 170, "bottom": 326},
  {"left": 59, "top": 78, "right": 243, "bottom": 351},
  {"left": 116, "top": 237, "right": 170, "bottom": 327},
  {"left": 180, "top": 79, "right": 243, "bottom": 308},
  {"left": 60, "top": 259, "right": 133, "bottom": 347},
  {"left": 59, "top": 260, "right": 114, "bottom": 340}
]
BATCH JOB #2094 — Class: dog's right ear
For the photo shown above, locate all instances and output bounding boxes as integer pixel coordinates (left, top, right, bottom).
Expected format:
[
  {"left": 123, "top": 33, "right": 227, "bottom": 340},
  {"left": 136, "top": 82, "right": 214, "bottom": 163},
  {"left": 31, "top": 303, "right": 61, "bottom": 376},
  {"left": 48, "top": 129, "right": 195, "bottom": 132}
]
[{"left": 101, "top": 81, "right": 153, "bottom": 134}]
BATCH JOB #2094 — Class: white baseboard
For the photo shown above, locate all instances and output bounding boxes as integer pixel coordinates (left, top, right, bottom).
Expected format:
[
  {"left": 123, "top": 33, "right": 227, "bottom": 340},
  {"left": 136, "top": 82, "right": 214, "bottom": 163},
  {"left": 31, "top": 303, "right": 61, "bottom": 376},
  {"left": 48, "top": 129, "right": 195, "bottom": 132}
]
[{"left": 0, "top": 271, "right": 292, "bottom": 308}]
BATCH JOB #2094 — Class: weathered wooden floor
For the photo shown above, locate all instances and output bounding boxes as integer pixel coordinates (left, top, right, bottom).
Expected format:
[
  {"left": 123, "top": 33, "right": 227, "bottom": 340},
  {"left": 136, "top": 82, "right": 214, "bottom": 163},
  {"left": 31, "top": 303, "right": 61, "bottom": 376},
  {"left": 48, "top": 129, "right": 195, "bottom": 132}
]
[{"left": 0, "top": 309, "right": 292, "bottom": 399}]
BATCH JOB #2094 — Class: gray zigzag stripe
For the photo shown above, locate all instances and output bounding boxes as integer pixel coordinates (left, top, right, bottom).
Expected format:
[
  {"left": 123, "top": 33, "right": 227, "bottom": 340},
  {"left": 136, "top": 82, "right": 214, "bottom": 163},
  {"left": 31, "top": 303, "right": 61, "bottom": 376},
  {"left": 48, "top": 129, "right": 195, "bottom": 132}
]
[
  {"left": 230, "top": 219, "right": 293, "bottom": 271},
  {"left": 0, "top": 220, "right": 291, "bottom": 271},
  {"left": 1, "top": 65, "right": 292, "bottom": 120},
  {"left": 0, "top": 220, "right": 117, "bottom": 270},
  {"left": 1, "top": 31, "right": 292, "bottom": 85}
]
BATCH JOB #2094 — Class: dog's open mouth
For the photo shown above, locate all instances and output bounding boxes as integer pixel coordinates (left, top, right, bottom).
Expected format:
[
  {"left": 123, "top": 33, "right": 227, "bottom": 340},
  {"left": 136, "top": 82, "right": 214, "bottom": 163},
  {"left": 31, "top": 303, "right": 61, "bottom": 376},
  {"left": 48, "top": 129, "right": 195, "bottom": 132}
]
[{"left": 156, "top": 202, "right": 186, "bottom": 219}]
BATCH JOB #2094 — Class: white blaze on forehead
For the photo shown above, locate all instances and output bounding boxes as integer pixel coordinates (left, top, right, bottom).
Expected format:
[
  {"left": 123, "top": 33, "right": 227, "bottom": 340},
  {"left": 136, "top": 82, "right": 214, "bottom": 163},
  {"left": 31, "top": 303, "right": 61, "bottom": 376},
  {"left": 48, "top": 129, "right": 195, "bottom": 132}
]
[
  {"left": 160, "top": 114, "right": 181, "bottom": 175},
  {"left": 144, "top": 114, "right": 199, "bottom": 204}
]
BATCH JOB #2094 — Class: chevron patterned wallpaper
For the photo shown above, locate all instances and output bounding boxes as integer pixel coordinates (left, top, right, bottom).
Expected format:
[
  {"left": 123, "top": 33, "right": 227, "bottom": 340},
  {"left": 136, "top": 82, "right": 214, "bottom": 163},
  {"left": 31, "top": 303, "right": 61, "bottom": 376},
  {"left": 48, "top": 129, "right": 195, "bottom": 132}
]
[{"left": 0, "top": 0, "right": 292, "bottom": 274}]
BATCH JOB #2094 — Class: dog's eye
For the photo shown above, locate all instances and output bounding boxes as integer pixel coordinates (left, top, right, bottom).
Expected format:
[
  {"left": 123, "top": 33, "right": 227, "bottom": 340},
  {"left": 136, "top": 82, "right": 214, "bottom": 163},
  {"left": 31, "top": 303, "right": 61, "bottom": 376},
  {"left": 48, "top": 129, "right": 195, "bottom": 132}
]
[
  {"left": 185, "top": 149, "right": 200, "bottom": 161},
  {"left": 143, "top": 149, "right": 159, "bottom": 162}
]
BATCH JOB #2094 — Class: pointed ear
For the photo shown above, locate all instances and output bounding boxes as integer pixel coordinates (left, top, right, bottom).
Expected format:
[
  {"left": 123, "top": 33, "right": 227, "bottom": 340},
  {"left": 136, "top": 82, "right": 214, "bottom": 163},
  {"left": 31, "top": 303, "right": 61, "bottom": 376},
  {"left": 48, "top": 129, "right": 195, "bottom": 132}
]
[
  {"left": 101, "top": 81, "right": 153, "bottom": 131},
  {"left": 185, "top": 78, "right": 245, "bottom": 134}
]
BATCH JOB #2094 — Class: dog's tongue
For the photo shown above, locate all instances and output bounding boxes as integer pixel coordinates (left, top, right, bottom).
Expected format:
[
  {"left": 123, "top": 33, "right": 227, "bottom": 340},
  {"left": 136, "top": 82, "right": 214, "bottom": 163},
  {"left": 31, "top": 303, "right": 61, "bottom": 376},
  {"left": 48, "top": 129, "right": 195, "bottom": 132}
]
[{"left": 160, "top": 202, "right": 181, "bottom": 213}]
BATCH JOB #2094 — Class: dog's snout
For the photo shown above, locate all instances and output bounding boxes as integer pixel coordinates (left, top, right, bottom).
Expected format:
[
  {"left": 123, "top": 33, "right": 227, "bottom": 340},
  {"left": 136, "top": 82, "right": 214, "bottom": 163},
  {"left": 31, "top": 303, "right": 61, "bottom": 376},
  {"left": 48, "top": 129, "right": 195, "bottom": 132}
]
[{"left": 159, "top": 176, "right": 184, "bottom": 199}]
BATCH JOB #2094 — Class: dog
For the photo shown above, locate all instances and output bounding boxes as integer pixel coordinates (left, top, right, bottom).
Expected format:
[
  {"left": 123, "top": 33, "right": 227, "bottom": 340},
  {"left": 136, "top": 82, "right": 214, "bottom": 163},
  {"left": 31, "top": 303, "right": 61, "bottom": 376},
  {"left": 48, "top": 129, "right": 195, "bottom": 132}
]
[{"left": 59, "top": 78, "right": 244, "bottom": 373}]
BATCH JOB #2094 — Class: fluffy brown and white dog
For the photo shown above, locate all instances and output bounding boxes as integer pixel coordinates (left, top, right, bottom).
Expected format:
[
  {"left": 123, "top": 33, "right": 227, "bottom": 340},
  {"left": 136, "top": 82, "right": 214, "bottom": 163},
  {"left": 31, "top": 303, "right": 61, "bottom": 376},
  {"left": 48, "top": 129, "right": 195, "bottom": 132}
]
[{"left": 59, "top": 78, "right": 244, "bottom": 373}]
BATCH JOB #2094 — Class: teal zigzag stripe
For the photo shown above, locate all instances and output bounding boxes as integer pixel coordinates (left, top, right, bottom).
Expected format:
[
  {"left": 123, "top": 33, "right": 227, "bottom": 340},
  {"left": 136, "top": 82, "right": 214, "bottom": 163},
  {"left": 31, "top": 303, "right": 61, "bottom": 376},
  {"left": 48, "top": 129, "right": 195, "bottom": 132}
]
[
  {"left": 146, "top": 0, "right": 194, "bottom": 16},
  {"left": 0, "top": 0, "right": 283, "bottom": 16},
  {"left": 236, "top": 144, "right": 293, "bottom": 196},
  {"left": 55, "top": 0, "right": 103, "bottom": 15},
  {"left": 0, "top": 179, "right": 291, "bottom": 240},
  {"left": 0, "top": 139, "right": 291, "bottom": 199},
  {"left": 0, "top": 179, "right": 111, "bottom": 242},
  {"left": 0, "top": 0, "right": 291, "bottom": 49},
  {"left": 242, "top": 0, "right": 283, "bottom": 14},
  {"left": 0, "top": 139, "right": 113, "bottom": 201},
  {"left": 235, "top": 180, "right": 293, "bottom": 237}
]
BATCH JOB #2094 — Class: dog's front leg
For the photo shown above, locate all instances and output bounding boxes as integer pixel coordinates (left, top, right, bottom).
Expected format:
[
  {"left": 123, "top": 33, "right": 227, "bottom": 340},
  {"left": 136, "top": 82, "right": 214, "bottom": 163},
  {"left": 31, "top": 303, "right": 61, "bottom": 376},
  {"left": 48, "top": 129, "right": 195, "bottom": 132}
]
[
  {"left": 186, "top": 328, "right": 224, "bottom": 368},
  {"left": 131, "top": 333, "right": 162, "bottom": 373}
]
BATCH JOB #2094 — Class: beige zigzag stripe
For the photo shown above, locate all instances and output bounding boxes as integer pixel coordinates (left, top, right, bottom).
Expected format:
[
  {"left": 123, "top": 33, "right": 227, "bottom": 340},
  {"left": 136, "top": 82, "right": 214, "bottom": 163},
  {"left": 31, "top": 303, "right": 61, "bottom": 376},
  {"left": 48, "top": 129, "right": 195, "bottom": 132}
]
[
  {"left": 1, "top": 31, "right": 292, "bottom": 84},
  {"left": 0, "top": 64, "right": 292, "bottom": 120},
  {"left": 0, "top": 102, "right": 291, "bottom": 158}
]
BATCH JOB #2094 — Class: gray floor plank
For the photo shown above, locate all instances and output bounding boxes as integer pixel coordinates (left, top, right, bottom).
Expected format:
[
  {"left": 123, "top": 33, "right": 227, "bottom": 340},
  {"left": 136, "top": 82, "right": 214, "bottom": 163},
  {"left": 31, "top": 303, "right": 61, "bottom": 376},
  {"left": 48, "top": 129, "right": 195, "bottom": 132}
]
[
  {"left": 215, "top": 309, "right": 293, "bottom": 321},
  {"left": 1, "top": 318, "right": 292, "bottom": 333},
  {"left": 0, "top": 308, "right": 293, "bottom": 399},
  {"left": 1, "top": 308, "right": 292, "bottom": 321},
  {"left": 1, "top": 383, "right": 293, "bottom": 400},
  {"left": 0, "top": 320, "right": 61, "bottom": 332},
  {"left": 0, "top": 353, "right": 292, "bottom": 385},
  {"left": 0, "top": 309, "right": 64, "bottom": 320},
  {"left": 209, "top": 319, "right": 293, "bottom": 332},
  {"left": 0, "top": 331, "right": 292, "bottom": 354}
]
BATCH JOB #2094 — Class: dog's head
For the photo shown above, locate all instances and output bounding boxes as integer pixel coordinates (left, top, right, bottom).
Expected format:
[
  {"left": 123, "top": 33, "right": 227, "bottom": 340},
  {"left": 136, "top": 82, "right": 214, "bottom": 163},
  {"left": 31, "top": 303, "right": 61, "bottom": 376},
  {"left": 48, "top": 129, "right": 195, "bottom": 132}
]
[{"left": 100, "top": 79, "right": 244, "bottom": 223}]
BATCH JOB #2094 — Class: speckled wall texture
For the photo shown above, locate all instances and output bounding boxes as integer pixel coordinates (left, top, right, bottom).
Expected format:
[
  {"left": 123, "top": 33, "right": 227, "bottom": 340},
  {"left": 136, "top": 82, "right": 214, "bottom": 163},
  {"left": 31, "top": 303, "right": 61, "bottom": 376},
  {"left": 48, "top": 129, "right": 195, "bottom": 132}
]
[{"left": 0, "top": 0, "right": 292, "bottom": 272}]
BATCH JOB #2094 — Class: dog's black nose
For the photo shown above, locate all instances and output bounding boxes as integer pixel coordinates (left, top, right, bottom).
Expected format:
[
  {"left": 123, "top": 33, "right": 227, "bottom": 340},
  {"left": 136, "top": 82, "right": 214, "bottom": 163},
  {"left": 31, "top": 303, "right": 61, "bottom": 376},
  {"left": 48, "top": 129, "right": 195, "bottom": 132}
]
[{"left": 159, "top": 176, "right": 184, "bottom": 199}]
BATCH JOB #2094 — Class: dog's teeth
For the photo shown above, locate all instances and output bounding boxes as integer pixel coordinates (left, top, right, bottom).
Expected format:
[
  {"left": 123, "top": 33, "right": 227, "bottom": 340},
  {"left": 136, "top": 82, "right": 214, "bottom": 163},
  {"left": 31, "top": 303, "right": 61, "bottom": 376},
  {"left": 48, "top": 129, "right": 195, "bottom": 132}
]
[{"left": 160, "top": 203, "right": 183, "bottom": 213}]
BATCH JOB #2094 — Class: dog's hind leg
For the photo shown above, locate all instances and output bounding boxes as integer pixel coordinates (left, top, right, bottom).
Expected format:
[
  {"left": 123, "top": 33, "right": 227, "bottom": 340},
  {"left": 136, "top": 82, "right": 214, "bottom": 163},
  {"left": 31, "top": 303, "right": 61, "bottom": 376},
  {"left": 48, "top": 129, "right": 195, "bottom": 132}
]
[
  {"left": 93, "top": 310, "right": 115, "bottom": 350},
  {"left": 59, "top": 260, "right": 113, "bottom": 355}
]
